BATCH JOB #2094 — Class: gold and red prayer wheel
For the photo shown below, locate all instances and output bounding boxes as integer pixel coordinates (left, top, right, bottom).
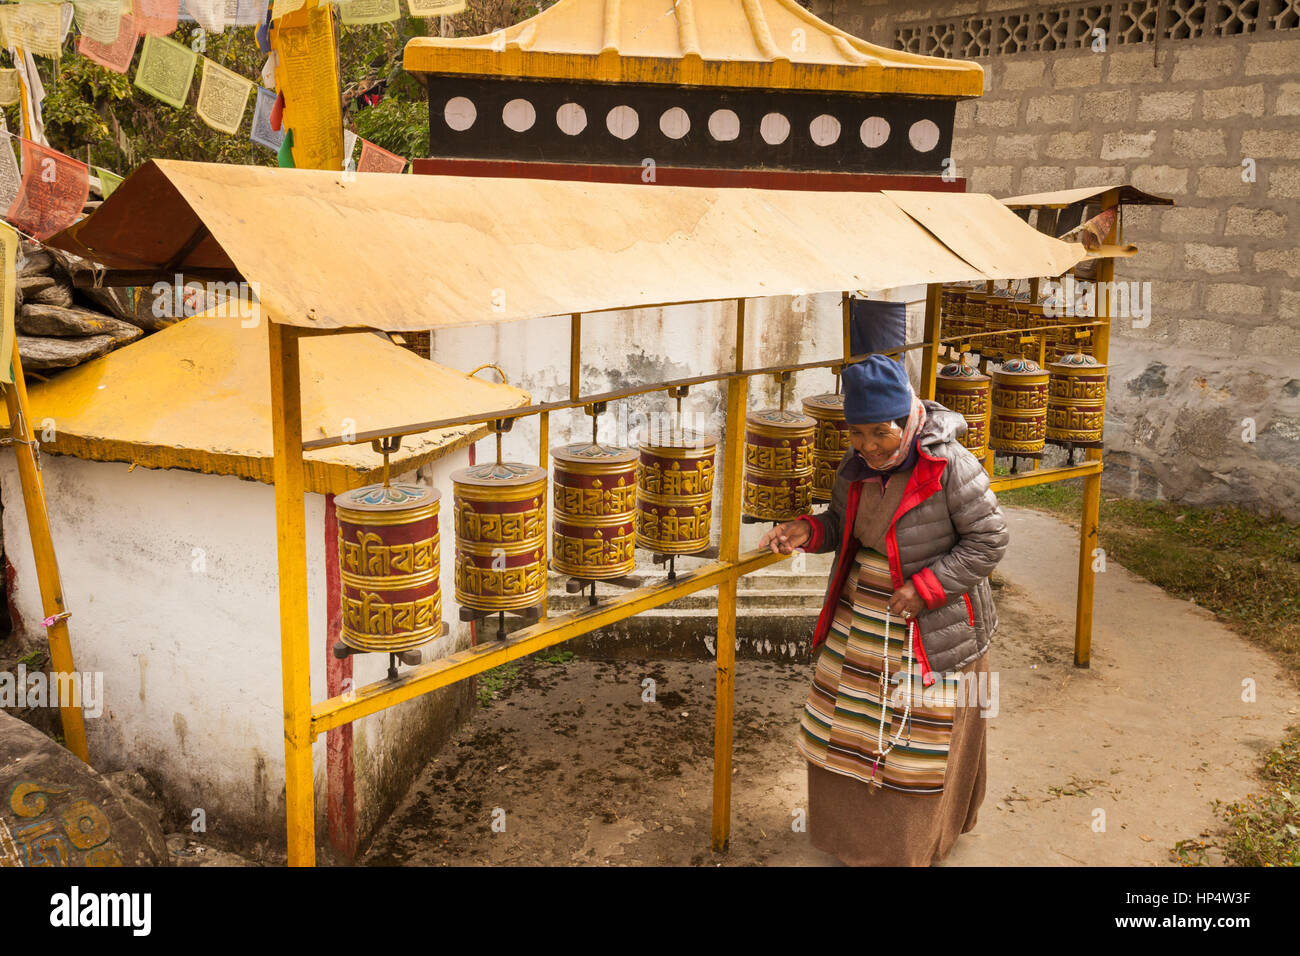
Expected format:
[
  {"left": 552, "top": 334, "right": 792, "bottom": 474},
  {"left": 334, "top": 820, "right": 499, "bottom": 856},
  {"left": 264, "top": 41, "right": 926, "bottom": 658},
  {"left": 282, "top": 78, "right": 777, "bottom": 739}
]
[
  {"left": 634, "top": 426, "right": 717, "bottom": 555},
  {"left": 1005, "top": 301, "right": 1045, "bottom": 359},
  {"left": 942, "top": 286, "right": 967, "bottom": 339},
  {"left": 990, "top": 358, "right": 1049, "bottom": 455},
  {"left": 801, "top": 392, "right": 849, "bottom": 502},
  {"left": 963, "top": 291, "right": 989, "bottom": 346},
  {"left": 742, "top": 409, "right": 815, "bottom": 521},
  {"left": 936, "top": 360, "right": 991, "bottom": 461},
  {"left": 1050, "top": 312, "right": 1095, "bottom": 361},
  {"left": 1046, "top": 352, "right": 1107, "bottom": 445},
  {"left": 551, "top": 441, "right": 638, "bottom": 579},
  {"left": 983, "top": 294, "right": 1013, "bottom": 360},
  {"left": 337, "top": 482, "right": 442, "bottom": 653},
  {"left": 450, "top": 462, "right": 548, "bottom": 613}
]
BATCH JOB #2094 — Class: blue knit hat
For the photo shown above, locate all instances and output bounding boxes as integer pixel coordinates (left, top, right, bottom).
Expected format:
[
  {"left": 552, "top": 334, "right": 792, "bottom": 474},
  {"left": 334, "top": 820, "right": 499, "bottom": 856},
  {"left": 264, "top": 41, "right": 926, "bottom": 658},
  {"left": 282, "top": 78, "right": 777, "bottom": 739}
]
[{"left": 842, "top": 355, "right": 913, "bottom": 424}]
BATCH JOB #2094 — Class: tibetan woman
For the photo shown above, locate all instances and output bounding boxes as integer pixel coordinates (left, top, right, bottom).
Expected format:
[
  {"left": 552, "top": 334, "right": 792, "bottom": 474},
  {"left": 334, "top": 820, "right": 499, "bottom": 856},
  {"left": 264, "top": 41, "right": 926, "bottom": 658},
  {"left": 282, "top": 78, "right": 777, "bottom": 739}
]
[{"left": 759, "top": 354, "right": 1009, "bottom": 866}]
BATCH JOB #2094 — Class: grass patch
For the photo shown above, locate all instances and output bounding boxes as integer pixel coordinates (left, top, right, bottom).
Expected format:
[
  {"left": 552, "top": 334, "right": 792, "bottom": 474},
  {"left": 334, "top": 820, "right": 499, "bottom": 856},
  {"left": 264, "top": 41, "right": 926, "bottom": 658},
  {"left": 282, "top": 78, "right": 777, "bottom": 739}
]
[
  {"left": 535, "top": 648, "right": 574, "bottom": 666},
  {"left": 18, "top": 650, "right": 46, "bottom": 669},
  {"left": 475, "top": 662, "right": 521, "bottom": 708},
  {"left": 998, "top": 484, "right": 1300, "bottom": 866}
]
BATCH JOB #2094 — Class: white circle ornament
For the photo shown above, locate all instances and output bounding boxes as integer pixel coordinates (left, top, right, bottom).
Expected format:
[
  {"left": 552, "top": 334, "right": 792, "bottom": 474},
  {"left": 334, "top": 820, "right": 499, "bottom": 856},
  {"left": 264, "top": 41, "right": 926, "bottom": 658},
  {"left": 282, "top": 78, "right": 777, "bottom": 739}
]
[
  {"left": 760, "top": 112, "right": 790, "bottom": 145},
  {"left": 444, "top": 96, "right": 476, "bottom": 132},
  {"left": 860, "top": 116, "right": 890, "bottom": 148},
  {"left": 556, "top": 102, "right": 587, "bottom": 136},
  {"left": 909, "top": 119, "right": 941, "bottom": 152},
  {"left": 606, "top": 105, "right": 639, "bottom": 140},
  {"left": 659, "top": 107, "right": 690, "bottom": 139},
  {"left": 707, "top": 109, "right": 740, "bottom": 142},
  {"left": 809, "top": 114, "right": 841, "bottom": 147},
  {"left": 502, "top": 99, "right": 536, "bottom": 132}
]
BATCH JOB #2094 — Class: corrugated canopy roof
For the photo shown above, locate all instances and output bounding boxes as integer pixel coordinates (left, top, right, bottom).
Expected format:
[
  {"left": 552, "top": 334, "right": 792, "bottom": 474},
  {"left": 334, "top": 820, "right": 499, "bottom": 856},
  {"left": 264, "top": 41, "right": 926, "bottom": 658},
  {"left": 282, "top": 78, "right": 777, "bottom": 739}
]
[
  {"left": 402, "top": 0, "right": 983, "bottom": 97},
  {"left": 48, "top": 160, "right": 1088, "bottom": 333},
  {"left": 1000, "top": 185, "right": 1176, "bottom": 209},
  {"left": 2, "top": 311, "right": 530, "bottom": 494}
]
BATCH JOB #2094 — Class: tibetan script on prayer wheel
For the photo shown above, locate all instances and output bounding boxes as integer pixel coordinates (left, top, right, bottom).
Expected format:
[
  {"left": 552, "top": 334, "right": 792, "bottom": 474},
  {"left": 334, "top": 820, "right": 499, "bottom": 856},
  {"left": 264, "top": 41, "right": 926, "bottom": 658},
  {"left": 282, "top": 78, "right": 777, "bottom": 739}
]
[
  {"left": 337, "top": 482, "right": 441, "bottom": 653},
  {"left": 551, "top": 441, "right": 638, "bottom": 579},
  {"left": 451, "top": 461, "right": 548, "bottom": 613},
  {"left": 802, "top": 392, "right": 848, "bottom": 503},
  {"left": 936, "top": 360, "right": 991, "bottom": 462},
  {"left": 1046, "top": 352, "right": 1107, "bottom": 445},
  {"left": 743, "top": 409, "right": 815, "bottom": 521},
  {"left": 634, "top": 425, "right": 716, "bottom": 555},
  {"left": 990, "top": 357, "right": 1049, "bottom": 455}
]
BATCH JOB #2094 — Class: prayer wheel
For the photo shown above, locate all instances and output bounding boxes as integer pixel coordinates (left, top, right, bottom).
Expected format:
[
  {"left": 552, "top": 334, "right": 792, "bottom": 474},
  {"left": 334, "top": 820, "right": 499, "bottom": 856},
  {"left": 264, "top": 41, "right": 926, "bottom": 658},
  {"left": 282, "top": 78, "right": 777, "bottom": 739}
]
[
  {"left": 1005, "top": 301, "right": 1045, "bottom": 360},
  {"left": 984, "top": 294, "right": 1013, "bottom": 360},
  {"left": 802, "top": 392, "right": 849, "bottom": 502},
  {"left": 1046, "top": 352, "right": 1107, "bottom": 445},
  {"left": 742, "top": 409, "right": 815, "bottom": 521},
  {"left": 936, "top": 360, "right": 991, "bottom": 461},
  {"left": 1051, "top": 313, "right": 1095, "bottom": 361},
  {"left": 337, "top": 482, "right": 442, "bottom": 653},
  {"left": 942, "top": 286, "right": 967, "bottom": 339},
  {"left": 450, "top": 461, "right": 548, "bottom": 613},
  {"left": 964, "top": 291, "right": 989, "bottom": 346},
  {"left": 551, "top": 441, "right": 638, "bottom": 579},
  {"left": 990, "top": 358, "right": 1049, "bottom": 455},
  {"left": 634, "top": 425, "right": 717, "bottom": 555}
]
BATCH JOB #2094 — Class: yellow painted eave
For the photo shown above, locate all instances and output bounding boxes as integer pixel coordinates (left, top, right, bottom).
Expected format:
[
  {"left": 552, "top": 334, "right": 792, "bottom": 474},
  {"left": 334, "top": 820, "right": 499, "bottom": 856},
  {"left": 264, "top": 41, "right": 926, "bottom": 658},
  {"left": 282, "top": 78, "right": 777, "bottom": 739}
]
[
  {"left": 402, "top": 0, "right": 983, "bottom": 98},
  {"left": 6, "top": 312, "right": 531, "bottom": 495}
]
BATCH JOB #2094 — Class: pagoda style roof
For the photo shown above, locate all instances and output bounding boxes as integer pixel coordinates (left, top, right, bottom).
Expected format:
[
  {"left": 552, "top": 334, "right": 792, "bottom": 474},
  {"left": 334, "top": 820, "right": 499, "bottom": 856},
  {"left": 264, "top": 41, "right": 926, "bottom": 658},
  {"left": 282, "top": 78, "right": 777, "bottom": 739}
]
[
  {"left": 7, "top": 312, "right": 530, "bottom": 494},
  {"left": 403, "top": 0, "right": 983, "bottom": 97}
]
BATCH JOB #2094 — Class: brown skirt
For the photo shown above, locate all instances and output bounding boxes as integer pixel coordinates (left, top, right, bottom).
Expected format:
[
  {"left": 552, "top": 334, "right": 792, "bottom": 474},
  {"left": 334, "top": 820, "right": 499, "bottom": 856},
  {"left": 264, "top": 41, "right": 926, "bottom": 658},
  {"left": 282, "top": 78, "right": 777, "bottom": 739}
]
[{"left": 806, "top": 649, "right": 989, "bottom": 866}]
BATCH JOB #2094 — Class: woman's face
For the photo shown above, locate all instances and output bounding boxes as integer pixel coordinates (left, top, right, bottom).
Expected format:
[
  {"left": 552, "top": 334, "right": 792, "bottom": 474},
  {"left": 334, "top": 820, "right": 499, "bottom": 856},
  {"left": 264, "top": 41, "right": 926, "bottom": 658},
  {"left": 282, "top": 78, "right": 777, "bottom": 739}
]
[{"left": 849, "top": 421, "right": 903, "bottom": 469}]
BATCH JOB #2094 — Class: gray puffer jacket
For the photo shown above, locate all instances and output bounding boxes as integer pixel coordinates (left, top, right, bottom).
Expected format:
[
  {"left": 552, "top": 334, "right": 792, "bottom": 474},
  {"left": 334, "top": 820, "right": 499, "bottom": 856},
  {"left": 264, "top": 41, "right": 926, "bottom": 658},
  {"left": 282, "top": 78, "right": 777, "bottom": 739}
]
[{"left": 796, "top": 401, "right": 1010, "bottom": 681}]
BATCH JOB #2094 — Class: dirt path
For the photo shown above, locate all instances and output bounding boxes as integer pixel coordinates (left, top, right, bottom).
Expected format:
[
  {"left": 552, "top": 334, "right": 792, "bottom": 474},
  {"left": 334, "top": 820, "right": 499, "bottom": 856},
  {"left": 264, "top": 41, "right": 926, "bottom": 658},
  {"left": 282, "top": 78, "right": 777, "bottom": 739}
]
[{"left": 362, "top": 508, "right": 1300, "bottom": 866}]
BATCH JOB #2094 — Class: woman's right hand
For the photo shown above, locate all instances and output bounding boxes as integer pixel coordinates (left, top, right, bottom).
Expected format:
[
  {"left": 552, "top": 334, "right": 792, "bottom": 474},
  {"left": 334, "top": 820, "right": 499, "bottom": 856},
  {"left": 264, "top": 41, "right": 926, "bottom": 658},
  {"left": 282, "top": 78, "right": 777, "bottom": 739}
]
[{"left": 758, "top": 519, "right": 813, "bottom": 555}]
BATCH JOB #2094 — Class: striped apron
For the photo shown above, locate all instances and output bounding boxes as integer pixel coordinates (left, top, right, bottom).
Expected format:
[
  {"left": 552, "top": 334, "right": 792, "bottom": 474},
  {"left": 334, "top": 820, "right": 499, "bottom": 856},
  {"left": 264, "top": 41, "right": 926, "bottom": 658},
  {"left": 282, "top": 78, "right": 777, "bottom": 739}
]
[{"left": 797, "top": 547, "right": 961, "bottom": 794}]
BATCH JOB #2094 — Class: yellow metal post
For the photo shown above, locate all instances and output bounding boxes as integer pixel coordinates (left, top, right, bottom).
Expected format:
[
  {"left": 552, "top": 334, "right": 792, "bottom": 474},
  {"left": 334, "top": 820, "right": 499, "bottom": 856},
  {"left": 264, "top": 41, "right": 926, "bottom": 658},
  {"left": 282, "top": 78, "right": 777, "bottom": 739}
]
[
  {"left": 269, "top": 322, "right": 315, "bottom": 866},
  {"left": 3, "top": 343, "right": 88, "bottom": 763},
  {"left": 1074, "top": 191, "right": 1117, "bottom": 668},
  {"left": 920, "top": 283, "right": 941, "bottom": 401},
  {"left": 713, "top": 299, "right": 747, "bottom": 852}
]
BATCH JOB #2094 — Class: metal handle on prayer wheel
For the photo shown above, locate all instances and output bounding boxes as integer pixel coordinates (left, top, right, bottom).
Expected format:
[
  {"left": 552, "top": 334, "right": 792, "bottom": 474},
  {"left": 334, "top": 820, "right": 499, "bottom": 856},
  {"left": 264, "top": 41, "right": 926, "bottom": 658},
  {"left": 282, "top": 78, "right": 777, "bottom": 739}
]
[
  {"left": 370, "top": 436, "right": 402, "bottom": 488},
  {"left": 468, "top": 363, "right": 508, "bottom": 385}
]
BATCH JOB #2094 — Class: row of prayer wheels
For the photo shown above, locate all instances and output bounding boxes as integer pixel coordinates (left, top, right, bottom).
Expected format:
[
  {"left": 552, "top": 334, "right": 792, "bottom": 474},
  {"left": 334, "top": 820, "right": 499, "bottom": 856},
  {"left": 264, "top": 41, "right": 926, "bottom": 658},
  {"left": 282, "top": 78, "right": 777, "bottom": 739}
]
[
  {"left": 941, "top": 285, "right": 1095, "bottom": 362},
  {"left": 336, "top": 429, "right": 721, "bottom": 654},
  {"left": 337, "top": 346, "right": 1108, "bottom": 654},
  {"left": 936, "top": 352, "right": 1108, "bottom": 461},
  {"left": 336, "top": 392, "right": 858, "bottom": 653}
]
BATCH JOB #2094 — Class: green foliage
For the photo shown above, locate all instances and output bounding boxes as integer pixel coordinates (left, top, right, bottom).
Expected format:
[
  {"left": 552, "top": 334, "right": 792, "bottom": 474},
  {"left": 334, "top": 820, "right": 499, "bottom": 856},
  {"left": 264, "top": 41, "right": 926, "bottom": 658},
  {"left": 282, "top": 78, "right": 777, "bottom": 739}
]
[
  {"left": 476, "top": 661, "right": 520, "bottom": 707},
  {"left": 1216, "top": 729, "right": 1300, "bottom": 866},
  {"left": 352, "top": 97, "right": 428, "bottom": 161},
  {"left": 536, "top": 648, "right": 574, "bottom": 665},
  {"left": 6, "top": 12, "right": 440, "bottom": 177},
  {"left": 18, "top": 650, "right": 46, "bottom": 668}
]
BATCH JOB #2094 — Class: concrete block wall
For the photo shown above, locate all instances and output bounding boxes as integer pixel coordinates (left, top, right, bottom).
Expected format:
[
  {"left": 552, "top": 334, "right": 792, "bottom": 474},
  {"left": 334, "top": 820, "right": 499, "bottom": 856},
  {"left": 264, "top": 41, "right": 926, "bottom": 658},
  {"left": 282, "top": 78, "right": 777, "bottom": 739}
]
[{"left": 810, "top": 0, "right": 1300, "bottom": 518}]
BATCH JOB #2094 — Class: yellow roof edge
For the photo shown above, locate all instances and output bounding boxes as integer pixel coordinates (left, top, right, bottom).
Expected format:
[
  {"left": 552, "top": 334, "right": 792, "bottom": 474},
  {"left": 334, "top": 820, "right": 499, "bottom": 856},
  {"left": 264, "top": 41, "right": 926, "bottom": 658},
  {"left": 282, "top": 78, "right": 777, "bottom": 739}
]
[
  {"left": 33, "top": 424, "right": 499, "bottom": 496},
  {"left": 401, "top": 46, "right": 985, "bottom": 98}
]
